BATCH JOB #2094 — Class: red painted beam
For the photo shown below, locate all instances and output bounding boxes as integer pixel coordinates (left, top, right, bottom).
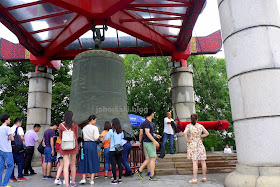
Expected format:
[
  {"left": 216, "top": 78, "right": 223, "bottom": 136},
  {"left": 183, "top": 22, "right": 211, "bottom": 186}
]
[
  {"left": 103, "top": 0, "right": 137, "bottom": 17},
  {"left": 176, "top": 0, "right": 205, "bottom": 51},
  {"left": 44, "top": 15, "right": 91, "bottom": 57},
  {"left": 126, "top": 7, "right": 186, "bottom": 17},
  {"left": 128, "top": 3, "right": 191, "bottom": 7},
  {"left": 0, "top": 4, "right": 43, "bottom": 56},
  {"left": 177, "top": 120, "right": 230, "bottom": 132},
  {"left": 166, "top": 0, "right": 194, "bottom": 3},
  {"left": 164, "top": 35, "right": 178, "bottom": 38},
  {"left": 120, "top": 16, "right": 184, "bottom": 22},
  {"left": 42, "top": 0, "right": 136, "bottom": 18},
  {"left": 110, "top": 10, "right": 175, "bottom": 52},
  {"left": 78, "top": 38, "right": 83, "bottom": 49},
  {"left": 6, "top": 1, "right": 44, "bottom": 11},
  {"left": 18, "top": 10, "right": 72, "bottom": 24},
  {"left": 42, "top": 0, "right": 93, "bottom": 17},
  {"left": 38, "top": 39, "right": 53, "bottom": 44},
  {"left": 54, "top": 46, "right": 170, "bottom": 59}
]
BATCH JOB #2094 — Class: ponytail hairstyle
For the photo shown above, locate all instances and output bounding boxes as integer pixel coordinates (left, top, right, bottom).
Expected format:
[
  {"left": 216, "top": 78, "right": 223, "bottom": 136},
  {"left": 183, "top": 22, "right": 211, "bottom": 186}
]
[
  {"left": 64, "top": 111, "right": 74, "bottom": 128},
  {"left": 79, "top": 115, "right": 97, "bottom": 129},
  {"left": 112, "top": 118, "right": 122, "bottom": 134},
  {"left": 191, "top": 113, "right": 198, "bottom": 125}
]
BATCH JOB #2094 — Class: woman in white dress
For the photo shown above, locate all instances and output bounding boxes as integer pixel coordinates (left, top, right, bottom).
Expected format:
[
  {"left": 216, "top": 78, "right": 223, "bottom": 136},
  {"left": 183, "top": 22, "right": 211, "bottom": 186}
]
[{"left": 184, "top": 114, "right": 209, "bottom": 184}]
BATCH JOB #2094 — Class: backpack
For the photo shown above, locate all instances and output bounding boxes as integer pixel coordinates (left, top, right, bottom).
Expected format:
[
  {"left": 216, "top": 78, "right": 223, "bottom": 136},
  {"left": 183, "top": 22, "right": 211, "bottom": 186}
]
[
  {"left": 11, "top": 127, "right": 25, "bottom": 154},
  {"left": 61, "top": 123, "right": 75, "bottom": 150},
  {"left": 171, "top": 121, "right": 178, "bottom": 134}
]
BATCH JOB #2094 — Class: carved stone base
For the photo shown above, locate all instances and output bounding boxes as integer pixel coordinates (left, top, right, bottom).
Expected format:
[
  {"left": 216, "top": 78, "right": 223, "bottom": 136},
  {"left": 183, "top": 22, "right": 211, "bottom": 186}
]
[{"left": 225, "top": 164, "right": 280, "bottom": 187}]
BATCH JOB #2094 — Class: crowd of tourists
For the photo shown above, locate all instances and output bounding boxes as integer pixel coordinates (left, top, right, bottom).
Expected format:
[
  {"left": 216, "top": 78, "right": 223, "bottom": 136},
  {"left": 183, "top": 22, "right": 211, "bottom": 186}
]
[{"left": 0, "top": 109, "right": 212, "bottom": 186}]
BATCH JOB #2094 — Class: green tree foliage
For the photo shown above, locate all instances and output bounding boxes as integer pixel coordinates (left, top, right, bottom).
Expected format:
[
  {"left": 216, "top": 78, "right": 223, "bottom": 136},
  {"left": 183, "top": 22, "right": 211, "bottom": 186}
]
[
  {"left": 0, "top": 60, "right": 33, "bottom": 126},
  {"left": 188, "top": 56, "right": 235, "bottom": 150},
  {"left": 124, "top": 55, "right": 173, "bottom": 135},
  {"left": 51, "top": 61, "right": 72, "bottom": 124},
  {"left": 0, "top": 60, "right": 71, "bottom": 128},
  {"left": 125, "top": 55, "right": 235, "bottom": 151}
]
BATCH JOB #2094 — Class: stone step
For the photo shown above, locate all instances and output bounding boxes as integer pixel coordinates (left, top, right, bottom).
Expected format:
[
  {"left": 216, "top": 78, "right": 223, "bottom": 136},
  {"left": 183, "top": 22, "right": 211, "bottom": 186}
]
[
  {"left": 172, "top": 156, "right": 237, "bottom": 162},
  {"left": 155, "top": 167, "right": 236, "bottom": 175},
  {"left": 155, "top": 168, "right": 178, "bottom": 175},
  {"left": 174, "top": 160, "right": 237, "bottom": 168},
  {"left": 176, "top": 167, "right": 236, "bottom": 175},
  {"left": 157, "top": 157, "right": 173, "bottom": 162},
  {"left": 155, "top": 162, "right": 175, "bottom": 169}
]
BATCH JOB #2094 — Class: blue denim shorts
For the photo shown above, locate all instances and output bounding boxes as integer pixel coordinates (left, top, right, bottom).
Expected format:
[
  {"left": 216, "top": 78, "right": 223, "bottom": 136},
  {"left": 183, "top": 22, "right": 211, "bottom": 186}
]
[{"left": 44, "top": 147, "right": 55, "bottom": 163}]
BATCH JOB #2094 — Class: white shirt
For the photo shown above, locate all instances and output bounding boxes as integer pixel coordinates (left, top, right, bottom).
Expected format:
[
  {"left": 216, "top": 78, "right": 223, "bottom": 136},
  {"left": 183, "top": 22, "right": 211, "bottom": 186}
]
[
  {"left": 11, "top": 125, "right": 24, "bottom": 136},
  {"left": 82, "top": 124, "right": 99, "bottom": 141},
  {"left": 164, "top": 117, "right": 174, "bottom": 135},
  {"left": 224, "top": 148, "right": 232, "bottom": 153}
]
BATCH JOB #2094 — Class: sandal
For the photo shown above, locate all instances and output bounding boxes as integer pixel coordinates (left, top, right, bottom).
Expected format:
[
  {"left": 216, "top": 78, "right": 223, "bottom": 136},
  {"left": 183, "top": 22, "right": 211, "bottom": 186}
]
[
  {"left": 201, "top": 178, "right": 207, "bottom": 182},
  {"left": 189, "top": 179, "right": 197, "bottom": 184}
]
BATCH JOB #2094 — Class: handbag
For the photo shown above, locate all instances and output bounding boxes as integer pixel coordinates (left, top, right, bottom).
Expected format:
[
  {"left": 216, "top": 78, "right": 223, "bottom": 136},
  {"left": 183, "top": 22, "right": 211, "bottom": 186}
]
[
  {"left": 123, "top": 130, "right": 133, "bottom": 141},
  {"left": 113, "top": 130, "right": 123, "bottom": 152},
  {"left": 37, "top": 139, "right": 44, "bottom": 154}
]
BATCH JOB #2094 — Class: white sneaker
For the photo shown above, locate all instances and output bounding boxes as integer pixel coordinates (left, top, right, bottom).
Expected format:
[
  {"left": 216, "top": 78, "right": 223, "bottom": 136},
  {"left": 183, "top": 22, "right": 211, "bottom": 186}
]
[
  {"left": 63, "top": 180, "right": 65, "bottom": 184},
  {"left": 79, "top": 179, "right": 86, "bottom": 184},
  {"left": 54, "top": 179, "right": 62, "bottom": 185},
  {"left": 90, "top": 181, "right": 94, "bottom": 185},
  {"left": 86, "top": 177, "right": 91, "bottom": 181}
]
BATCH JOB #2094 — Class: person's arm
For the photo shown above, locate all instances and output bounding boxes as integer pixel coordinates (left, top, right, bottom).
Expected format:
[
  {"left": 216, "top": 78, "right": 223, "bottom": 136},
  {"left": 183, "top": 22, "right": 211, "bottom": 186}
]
[
  {"left": 183, "top": 126, "right": 190, "bottom": 143},
  {"left": 102, "top": 130, "right": 112, "bottom": 140},
  {"left": 35, "top": 134, "right": 41, "bottom": 143},
  {"left": 19, "top": 128, "right": 25, "bottom": 141},
  {"left": 139, "top": 129, "right": 143, "bottom": 148},
  {"left": 164, "top": 118, "right": 171, "bottom": 125},
  {"left": 20, "top": 135, "right": 25, "bottom": 141},
  {"left": 93, "top": 127, "right": 100, "bottom": 141},
  {"left": 8, "top": 134, "right": 14, "bottom": 141},
  {"left": 50, "top": 137, "right": 54, "bottom": 156},
  {"left": 75, "top": 124, "right": 79, "bottom": 140},
  {"left": 145, "top": 128, "right": 159, "bottom": 148},
  {"left": 153, "top": 133, "right": 162, "bottom": 139},
  {"left": 201, "top": 126, "right": 209, "bottom": 138},
  {"left": 8, "top": 128, "right": 14, "bottom": 141},
  {"left": 139, "top": 129, "right": 143, "bottom": 143}
]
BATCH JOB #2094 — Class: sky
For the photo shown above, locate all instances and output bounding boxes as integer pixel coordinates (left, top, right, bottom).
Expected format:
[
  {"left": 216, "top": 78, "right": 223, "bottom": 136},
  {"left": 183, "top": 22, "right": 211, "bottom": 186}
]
[{"left": 0, "top": 1, "right": 279, "bottom": 59}]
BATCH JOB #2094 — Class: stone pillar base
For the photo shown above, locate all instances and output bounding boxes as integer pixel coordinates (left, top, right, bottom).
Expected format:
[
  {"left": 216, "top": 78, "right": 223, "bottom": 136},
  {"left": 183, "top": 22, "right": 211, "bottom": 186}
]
[
  {"left": 225, "top": 164, "right": 280, "bottom": 187},
  {"left": 170, "top": 67, "right": 195, "bottom": 153},
  {"left": 27, "top": 72, "right": 54, "bottom": 166}
]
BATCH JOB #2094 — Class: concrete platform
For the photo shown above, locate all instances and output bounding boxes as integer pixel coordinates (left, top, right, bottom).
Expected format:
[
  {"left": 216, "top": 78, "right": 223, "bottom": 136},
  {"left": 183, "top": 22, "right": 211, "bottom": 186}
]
[{"left": 10, "top": 167, "right": 227, "bottom": 187}]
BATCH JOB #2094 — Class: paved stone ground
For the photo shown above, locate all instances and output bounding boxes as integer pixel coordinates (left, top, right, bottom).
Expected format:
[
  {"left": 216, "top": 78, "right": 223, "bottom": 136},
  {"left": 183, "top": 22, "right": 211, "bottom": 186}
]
[{"left": 9, "top": 167, "right": 227, "bottom": 187}]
